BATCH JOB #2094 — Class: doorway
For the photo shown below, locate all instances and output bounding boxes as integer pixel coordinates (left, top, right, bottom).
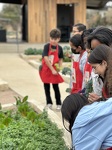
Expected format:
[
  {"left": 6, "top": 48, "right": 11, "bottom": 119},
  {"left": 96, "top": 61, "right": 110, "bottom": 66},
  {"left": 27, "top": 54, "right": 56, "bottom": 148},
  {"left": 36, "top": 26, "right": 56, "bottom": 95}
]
[{"left": 57, "top": 4, "right": 74, "bottom": 42}]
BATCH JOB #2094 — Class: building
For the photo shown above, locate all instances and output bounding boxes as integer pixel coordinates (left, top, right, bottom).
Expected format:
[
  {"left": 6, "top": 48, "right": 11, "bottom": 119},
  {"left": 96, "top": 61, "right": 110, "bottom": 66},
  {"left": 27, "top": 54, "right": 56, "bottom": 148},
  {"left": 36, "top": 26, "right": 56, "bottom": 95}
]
[{"left": 0, "top": 0, "right": 110, "bottom": 43}]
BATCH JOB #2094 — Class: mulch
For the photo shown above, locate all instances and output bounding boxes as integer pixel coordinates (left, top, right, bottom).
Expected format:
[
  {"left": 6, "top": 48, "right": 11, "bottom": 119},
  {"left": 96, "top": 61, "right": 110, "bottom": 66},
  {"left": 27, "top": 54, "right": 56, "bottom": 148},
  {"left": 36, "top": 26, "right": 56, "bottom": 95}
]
[{"left": 0, "top": 88, "right": 23, "bottom": 105}]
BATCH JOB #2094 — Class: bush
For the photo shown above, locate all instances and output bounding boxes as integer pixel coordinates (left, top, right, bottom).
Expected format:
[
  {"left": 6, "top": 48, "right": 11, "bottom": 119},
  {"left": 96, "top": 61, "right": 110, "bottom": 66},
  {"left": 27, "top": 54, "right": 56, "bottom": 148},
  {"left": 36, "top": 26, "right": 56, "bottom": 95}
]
[
  {"left": 24, "top": 46, "right": 72, "bottom": 62},
  {"left": 24, "top": 48, "right": 43, "bottom": 55}
]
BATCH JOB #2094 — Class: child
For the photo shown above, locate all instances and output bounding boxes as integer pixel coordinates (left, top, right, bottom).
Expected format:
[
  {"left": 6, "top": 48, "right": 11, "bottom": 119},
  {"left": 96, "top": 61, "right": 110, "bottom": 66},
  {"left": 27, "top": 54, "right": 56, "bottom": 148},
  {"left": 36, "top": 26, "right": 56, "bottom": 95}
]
[
  {"left": 61, "top": 93, "right": 112, "bottom": 150},
  {"left": 66, "top": 23, "right": 86, "bottom": 93},
  {"left": 72, "top": 23, "right": 86, "bottom": 36},
  {"left": 82, "top": 27, "right": 112, "bottom": 99},
  {"left": 39, "top": 28, "right": 64, "bottom": 110},
  {"left": 88, "top": 44, "right": 112, "bottom": 100},
  {"left": 69, "top": 34, "right": 87, "bottom": 93}
]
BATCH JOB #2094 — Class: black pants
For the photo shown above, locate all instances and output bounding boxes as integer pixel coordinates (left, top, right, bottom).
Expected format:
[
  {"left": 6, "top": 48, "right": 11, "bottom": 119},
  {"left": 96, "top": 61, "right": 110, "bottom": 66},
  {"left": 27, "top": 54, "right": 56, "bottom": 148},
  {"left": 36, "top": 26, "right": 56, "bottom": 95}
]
[{"left": 44, "top": 83, "right": 61, "bottom": 105}]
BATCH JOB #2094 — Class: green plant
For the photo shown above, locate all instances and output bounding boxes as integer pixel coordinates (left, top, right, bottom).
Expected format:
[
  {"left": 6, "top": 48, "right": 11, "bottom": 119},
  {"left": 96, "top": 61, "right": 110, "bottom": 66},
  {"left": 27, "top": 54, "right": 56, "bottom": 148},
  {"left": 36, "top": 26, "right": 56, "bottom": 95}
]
[
  {"left": 62, "top": 67, "right": 71, "bottom": 75},
  {"left": 63, "top": 56, "right": 71, "bottom": 62},
  {"left": 63, "top": 46, "right": 70, "bottom": 51},
  {"left": 24, "top": 48, "right": 43, "bottom": 55},
  {"left": 0, "top": 96, "right": 69, "bottom": 149},
  {"left": 63, "top": 51, "right": 71, "bottom": 62}
]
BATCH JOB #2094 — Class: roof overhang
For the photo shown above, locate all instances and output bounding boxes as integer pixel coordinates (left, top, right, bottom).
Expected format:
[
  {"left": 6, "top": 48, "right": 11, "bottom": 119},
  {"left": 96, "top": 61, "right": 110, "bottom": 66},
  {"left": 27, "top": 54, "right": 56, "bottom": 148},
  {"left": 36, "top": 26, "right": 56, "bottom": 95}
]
[
  {"left": 0, "top": 0, "right": 110, "bottom": 9},
  {"left": 87, "top": 0, "right": 110, "bottom": 9},
  {"left": 0, "top": 0, "right": 26, "bottom": 4}
]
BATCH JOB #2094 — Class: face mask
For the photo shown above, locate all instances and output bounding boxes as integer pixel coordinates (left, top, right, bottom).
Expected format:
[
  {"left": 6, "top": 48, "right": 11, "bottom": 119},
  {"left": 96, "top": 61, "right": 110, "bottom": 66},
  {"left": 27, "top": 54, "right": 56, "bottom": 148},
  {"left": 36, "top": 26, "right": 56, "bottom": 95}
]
[{"left": 71, "top": 48, "right": 79, "bottom": 54}]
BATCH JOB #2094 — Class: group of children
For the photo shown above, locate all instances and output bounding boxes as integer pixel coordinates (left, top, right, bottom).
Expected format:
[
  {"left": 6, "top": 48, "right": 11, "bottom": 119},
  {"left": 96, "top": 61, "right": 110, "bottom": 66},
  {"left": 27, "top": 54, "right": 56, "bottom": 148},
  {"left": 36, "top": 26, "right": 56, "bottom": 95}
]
[
  {"left": 61, "top": 26, "right": 112, "bottom": 149},
  {"left": 39, "top": 24, "right": 112, "bottom": 149},
  {"left": 39, "top": 24, "right": 88, "bottom": 110}
]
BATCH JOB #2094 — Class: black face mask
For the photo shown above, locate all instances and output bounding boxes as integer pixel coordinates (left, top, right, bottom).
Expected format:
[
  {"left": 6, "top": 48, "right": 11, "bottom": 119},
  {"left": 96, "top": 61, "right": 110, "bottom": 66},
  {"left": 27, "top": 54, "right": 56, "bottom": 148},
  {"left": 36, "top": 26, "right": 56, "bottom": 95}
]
[{"left": 71, "top": 48, "right": 79, "bottom": 54}]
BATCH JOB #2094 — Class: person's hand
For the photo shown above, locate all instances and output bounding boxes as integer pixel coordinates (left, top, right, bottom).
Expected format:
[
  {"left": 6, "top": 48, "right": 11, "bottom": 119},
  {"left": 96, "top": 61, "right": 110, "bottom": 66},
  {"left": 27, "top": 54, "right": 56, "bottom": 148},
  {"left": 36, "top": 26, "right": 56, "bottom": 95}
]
[
  {"left": 88, "top": 93, "right": 101, "bottom": 103},
  {"left": 54, "top": 63, "right": 62, "bottom": 72},
  {"left": 52, "top": 69, "right": 58, "bottom": 75}
]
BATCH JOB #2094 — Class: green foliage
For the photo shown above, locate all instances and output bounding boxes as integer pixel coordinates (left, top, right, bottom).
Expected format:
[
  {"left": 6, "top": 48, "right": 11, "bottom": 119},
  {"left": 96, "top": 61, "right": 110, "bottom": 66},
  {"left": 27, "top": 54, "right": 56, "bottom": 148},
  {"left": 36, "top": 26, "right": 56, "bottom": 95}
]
[
  {"left": 63, "top": 56, "right": 71, "bottom": 62},
  {"left": 62, "top": 67, "right": 71, "bottom": 75},
  {"left": 85, "top": 78, "right": 93, "bottom": 97},
  {"left": 63, "top": 51, "right": 71, "bottom": 62},
  {"left": 15, "top": 96, "right": 28, "bottom": 106},
  {"left": 0, "top": 110, "right": 12, "bottom": 127},
  {"left": 63, "top": 47, "right": 71, "bottom": 62},
  {"left": 24, "top": 48, "right": 43, "bottom": 55},
  {"left": 63, "top": 46, "right": 70, "bottom": 51},
  {"left": 0, "top": 4, "right": 21, "bottom": 30},
  {"left": 0, "top": 96, "right": 69, "bottom": 150}
]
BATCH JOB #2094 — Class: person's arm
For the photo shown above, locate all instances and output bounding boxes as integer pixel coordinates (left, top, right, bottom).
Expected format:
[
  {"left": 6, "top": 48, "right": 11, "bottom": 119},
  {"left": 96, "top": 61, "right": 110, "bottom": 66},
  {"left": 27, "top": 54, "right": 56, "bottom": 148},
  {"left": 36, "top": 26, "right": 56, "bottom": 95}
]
[
  {"left": 44, "top": 56, "right": 58, "bottom": 75},
  {"left": 43, "top": 44, "right": 57, "bottom": 75},
  {"left": 58, "top": 58, "right": 63, "bottom": 68}
]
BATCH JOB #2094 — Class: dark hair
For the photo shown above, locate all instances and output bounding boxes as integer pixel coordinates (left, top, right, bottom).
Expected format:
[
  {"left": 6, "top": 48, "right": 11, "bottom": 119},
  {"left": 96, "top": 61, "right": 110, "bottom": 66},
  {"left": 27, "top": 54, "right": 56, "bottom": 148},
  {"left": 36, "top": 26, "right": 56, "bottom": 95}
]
[
  {"left": 88, "top": 44, "right": 111, "bottom": 64},
  {"left": 61, "top": 93, "right": 88, "bottom": 133},
  {"left": 105, "top": 48, "right": 112, "bottom": 97},
  {"left": 69, "top": 34, "right": 85, "bottom": 50},
  {"left": 73, "top": 23, "right": 86, "bottom": 32},
  {"left": 81, "top": 28, "right": 95, "bottom": 49},
  {"left": 50, "top": 28, "right": 61, "bottom": 38},
  {"left": 88, "top": 44, "right": 112, "bottom": 96},
  {"left": 87, "top": 26, "right": 112, "bottom": 49},
  {"left": 87, "top": 34, "right": 110, "bottom": 49},
  {"left": 82, "top": 28, "right": 95, "bottom": 40}
]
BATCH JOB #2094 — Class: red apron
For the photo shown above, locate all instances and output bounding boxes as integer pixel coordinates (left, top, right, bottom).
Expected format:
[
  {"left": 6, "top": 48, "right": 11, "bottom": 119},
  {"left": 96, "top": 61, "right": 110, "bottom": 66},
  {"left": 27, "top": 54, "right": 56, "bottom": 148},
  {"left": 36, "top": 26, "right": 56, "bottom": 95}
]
[
  {"left": 71, "top": 51, "right": 85, "bottom": 94},
  {"left": 39, "top": 44, "right": 64, "bottom": 84},
  {"left": 83, "top": 61, "right": 92, "bottom": 83},
  {"left": 102, "top": 87, "right": 108, "bottom": 98}
]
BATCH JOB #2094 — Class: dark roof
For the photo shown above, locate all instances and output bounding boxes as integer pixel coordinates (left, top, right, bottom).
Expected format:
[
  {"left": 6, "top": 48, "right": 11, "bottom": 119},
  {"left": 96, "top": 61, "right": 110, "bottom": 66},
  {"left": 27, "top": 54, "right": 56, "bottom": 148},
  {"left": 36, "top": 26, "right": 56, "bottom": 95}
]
[
  {"left": 87, "top": 0, "right": 110, "bottom": 9},
  {"left": 0, "top": 0, "right": 110, "bottom": 9},
  {"left": 0, "top": 0, "right": 26, "bottom": 4}
]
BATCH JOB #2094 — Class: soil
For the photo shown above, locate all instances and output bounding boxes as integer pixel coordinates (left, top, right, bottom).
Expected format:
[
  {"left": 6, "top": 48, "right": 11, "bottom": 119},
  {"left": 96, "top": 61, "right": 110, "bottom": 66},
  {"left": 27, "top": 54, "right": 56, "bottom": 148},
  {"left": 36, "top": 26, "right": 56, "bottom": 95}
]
[{"left": 0, "top": 88, "right": 23, "bottom": 105}]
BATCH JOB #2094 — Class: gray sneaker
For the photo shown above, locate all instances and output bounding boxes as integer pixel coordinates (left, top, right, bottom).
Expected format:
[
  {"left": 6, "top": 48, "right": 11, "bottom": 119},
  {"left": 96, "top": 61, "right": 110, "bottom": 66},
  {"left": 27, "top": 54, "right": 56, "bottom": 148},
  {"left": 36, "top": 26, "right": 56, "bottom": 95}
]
[
  {"left": 56, "top": 105, "right": 61, "bottom": 111},
  {"left": 45, "top": 104, "right": 52, "bottom": 110}
]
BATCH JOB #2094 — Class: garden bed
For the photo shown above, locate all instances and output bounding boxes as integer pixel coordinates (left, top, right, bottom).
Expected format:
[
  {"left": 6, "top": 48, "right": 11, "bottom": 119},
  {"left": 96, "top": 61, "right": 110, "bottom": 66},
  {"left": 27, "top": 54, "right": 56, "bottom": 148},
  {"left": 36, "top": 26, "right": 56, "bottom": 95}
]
[{"left": 0, "top": 96, "right": 69, "bottom": 150}]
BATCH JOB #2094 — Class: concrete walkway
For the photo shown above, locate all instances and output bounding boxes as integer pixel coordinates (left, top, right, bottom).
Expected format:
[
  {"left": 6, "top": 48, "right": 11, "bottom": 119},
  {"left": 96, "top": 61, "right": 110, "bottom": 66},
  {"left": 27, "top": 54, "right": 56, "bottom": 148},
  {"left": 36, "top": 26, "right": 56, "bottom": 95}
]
[
  {"left": 0, "top": 43, "right": 71, "bottom": 147},
  {"left": 0, "top": 53, "right": 69, "bottom": 107}
]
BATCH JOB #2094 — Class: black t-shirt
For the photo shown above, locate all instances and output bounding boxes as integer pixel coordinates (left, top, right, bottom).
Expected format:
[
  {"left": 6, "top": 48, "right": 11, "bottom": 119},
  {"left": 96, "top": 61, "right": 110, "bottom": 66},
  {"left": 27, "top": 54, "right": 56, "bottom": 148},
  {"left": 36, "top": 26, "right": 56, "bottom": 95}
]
[{"left": 42, "top": 43, "right": 63, "bottom": 58}]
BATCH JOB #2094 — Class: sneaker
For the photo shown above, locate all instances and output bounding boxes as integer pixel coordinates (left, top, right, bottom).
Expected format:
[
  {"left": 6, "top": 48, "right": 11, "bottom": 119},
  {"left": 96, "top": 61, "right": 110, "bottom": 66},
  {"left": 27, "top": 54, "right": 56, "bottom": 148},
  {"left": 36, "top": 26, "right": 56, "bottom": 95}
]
[
  {"left": 45, "top": 104, "right": 52, "bottom": 110},
  {"left": 56, "top": 105, "right": 61, "bottom": 111}
]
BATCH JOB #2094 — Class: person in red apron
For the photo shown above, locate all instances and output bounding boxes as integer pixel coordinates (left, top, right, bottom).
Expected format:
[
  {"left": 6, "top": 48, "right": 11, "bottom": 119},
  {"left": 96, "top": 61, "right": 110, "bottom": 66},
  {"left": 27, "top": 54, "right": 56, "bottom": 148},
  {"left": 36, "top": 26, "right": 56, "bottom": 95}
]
[
  {"left": 83, "top": 61, "right": 92, "bottom": 83},
  {"left": 86, "top": 27, "right": 112, "bottom": 102},
  {"left": 69, "top": 34, "right": 87, "bottom": 94},
  {"left": 39, "top": 28, "right": 64, "bottom": 110}
]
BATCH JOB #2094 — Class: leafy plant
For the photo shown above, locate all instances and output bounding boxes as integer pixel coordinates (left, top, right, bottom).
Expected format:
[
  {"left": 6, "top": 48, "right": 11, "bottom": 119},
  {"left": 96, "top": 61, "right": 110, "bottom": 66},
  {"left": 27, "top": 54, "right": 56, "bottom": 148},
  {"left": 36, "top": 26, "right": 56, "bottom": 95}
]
[
  {"left": 24, "top": 48, "right": 43, "bottom": 55},
  {"left": 63, "top": 46, "right": 70, "bottom": 51},
  {"left": 62, "top": 67, "right": 71, "bottom": 75},
  {"left": 0, "top": 96, "right": 69, "bottom": 149}
]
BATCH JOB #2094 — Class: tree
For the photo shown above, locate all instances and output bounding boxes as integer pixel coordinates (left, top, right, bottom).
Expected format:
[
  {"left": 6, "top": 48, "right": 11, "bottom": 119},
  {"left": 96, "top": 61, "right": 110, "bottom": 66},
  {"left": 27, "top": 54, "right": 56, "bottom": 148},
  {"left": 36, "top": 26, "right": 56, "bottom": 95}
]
[
  {"left": 87, "top": 7, "right": 112, "bottom": 28},
  {"left": 0, "top": 4, "right": 21, "bottom": 30}
]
